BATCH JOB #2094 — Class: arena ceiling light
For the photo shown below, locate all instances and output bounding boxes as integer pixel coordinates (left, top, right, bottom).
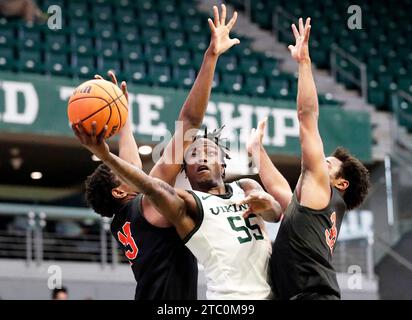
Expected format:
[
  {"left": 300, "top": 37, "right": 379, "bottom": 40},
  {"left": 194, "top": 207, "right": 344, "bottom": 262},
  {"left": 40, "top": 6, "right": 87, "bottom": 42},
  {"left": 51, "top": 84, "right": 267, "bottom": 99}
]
[
  {"left": 30, "top": 171, "right": 43, "bottom": 180},
  {"left": 138, "top": 145, "right": 152, "bottom": 155}
]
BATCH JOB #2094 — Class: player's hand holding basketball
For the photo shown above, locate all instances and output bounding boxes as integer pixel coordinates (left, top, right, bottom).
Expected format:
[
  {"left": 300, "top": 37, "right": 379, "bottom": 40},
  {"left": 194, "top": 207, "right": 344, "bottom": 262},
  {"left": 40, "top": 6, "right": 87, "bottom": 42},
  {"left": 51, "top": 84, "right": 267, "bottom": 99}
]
[
  {"left": 95, "top": 70, "right": 129, "bottom": 102},
  {"left": 237, "top": 191, "right": 278, "bottom": 218},
  {"left": 72, "top": 121, "right": 110, "bottom": 162},
  {"left": 207, "top": 4, "right": 240, "bottom": 56},
  {"left": 288, "top": 17, "right": 311, "bottom": 63}
]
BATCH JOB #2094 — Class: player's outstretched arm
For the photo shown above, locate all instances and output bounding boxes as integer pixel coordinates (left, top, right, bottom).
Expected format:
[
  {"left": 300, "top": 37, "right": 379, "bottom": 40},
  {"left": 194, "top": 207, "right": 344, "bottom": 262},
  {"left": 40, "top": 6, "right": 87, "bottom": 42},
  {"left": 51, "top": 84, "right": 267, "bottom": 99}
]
[
  {"left": 94, "top": 71, "right": 142, "bottom": 169},
  {"left": 72, "top": 121, "right": 195, "bottom": 238},
  {"left": 237, "top": 179, "right": 283, "bottom": 222},
  {"left": 150, "top": 4, "right": 240, "bottom": 185},
  {"left": 290, "top": 18, "right": 330, "bottom": 209},
  {"left": 247, "top": 118, "right": 292, "bottom": 211}
]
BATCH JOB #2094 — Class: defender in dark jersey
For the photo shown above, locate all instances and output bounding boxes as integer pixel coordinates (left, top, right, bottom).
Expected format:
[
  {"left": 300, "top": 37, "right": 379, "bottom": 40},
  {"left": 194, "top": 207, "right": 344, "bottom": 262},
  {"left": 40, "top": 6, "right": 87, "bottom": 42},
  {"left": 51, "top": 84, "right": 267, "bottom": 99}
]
[
  {"left": 80, "top": 5, "right": 241, "bottom": 299},
  {"left": 246, "top": 18, "right": 370, "bottom": 300}
]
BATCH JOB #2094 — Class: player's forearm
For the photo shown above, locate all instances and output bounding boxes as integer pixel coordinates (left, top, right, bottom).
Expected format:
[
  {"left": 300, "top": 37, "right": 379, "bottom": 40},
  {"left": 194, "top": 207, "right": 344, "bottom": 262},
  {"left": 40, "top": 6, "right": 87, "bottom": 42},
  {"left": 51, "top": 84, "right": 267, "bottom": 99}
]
[
  {"left": 178, "top": 49, "right": 218, "bottom": 128},
  {"left": 118, "top": 120, "right": 142, "bottom": 169},
  {"left": 256, "top": 145, "right": 292, "bottom": 211},
  {"left": 102, "top": 152, "right": 185, "bottom": 221},
  {"left": 297, "top": 60, "right": 319, "bottom": 119}
]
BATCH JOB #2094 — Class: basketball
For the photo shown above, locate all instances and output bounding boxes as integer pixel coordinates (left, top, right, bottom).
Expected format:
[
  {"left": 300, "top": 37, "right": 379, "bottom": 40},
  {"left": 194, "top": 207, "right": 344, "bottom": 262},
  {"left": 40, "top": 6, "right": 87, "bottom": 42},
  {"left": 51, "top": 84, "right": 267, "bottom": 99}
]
[{"left": 67, "top": 79, "right": 128, "bottom": 139}]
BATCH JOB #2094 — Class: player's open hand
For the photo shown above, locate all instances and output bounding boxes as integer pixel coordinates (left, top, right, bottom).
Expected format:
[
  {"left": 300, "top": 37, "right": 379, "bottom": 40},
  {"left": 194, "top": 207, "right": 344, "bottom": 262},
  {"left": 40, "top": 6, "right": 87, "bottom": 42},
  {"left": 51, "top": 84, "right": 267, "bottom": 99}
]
[
  {"left": 237, "top": 191, "right": 277, "bottom": 218},
  {"left": 72, "top": 121, "right": 110, "bottom": 161},
  {"left": 247, "top": 117, "right": 267, "bottom": 156},
  {"left": 208, "top": 4, "right": 240, "bottom": 56},
  {"left": 288, "top": 17, "right": 311, "bottom": 63}
]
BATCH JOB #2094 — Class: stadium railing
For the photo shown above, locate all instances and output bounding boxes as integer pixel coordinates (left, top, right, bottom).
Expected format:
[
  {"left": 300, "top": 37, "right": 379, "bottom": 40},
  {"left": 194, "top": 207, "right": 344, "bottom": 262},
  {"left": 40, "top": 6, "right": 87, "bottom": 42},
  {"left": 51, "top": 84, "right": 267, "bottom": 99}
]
[{"left": 0, "top": 203, "right": 126, "bottom": 266}]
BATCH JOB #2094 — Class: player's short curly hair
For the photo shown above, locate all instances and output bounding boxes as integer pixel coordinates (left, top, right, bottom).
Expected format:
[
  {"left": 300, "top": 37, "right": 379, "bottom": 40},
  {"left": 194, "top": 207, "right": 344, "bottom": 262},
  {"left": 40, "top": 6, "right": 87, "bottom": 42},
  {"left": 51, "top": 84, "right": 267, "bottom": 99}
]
[
  {"left": 85, "top": 164, "right": 122, "bottom": 217},
  {"left": 182, "top": 126, "right": 231, "bottom": 178},
  {"left": 332, "top": 147, "right": 370, "bottom": 210}
]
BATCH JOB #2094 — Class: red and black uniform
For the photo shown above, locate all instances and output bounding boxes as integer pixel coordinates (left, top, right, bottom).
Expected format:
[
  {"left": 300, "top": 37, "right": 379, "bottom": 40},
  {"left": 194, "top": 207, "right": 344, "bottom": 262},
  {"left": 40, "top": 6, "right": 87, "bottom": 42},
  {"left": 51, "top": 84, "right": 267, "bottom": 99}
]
[
  {"left": 111, "top": 194, "right": 198, "bottom": 300},
  {"left": 270, "top": 187, "right": 346, "bottom": 300}
]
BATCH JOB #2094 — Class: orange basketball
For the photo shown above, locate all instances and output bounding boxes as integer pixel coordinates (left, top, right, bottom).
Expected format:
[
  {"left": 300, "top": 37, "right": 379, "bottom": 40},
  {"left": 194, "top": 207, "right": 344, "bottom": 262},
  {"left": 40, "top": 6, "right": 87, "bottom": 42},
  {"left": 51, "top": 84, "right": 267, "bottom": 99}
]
[{"left": 68, "top": 79, "right": 128, "bottom": 139}]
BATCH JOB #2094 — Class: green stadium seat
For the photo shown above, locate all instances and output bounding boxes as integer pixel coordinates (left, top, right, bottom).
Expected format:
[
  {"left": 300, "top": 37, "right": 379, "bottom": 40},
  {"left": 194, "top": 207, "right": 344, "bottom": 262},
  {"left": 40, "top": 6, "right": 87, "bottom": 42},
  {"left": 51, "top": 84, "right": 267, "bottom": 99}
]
[
  {"left": 0, "top": 47, "right": 15, "bottom": 70},
  {"left": 220, "top": 71, "right": 243, "bottom": 94},
  {"left": 134, "top": 0, "right": 153, "bottom": 11},
  {"left": 182, "top": 16, "right": 203, "bottom": 33},
  {"left": 217, "top": 54, "right": 238, "bottom": 72},
  {"left": 93, "top": 21, "right": 115, "bottom": 39},
  {"left": 173, "top": 65, "right": 196, "bottom": 89},
  {"left": 368, "top": 81, "right": 386, "bottom": 110},
  {"left": 244, "top": 75, "right": 267, "bottom": 97},
  {"left": 161, "top": 13, "right": 182, "bottom": 30},
  {"left": 67, "top": 2, "right": 89, "bottom": 19},
  {"left": 141, "top": 27, "right": 163, "bottom": 45},
  {"left": 137, "top": 10, "right": 160, "bottom": 27},
  {"left": 125, "top": 60, "right": 148, "bottom": 84},
  {"left": 115, "top": 7, "right": 136, "bottom": 25},
  {"left": 68, "top": 18, "right": 91, "bottom": 37},
  {"left": 187, "top": 32, "right": 209, "bottom": 52},
  {"left": 17, "top": 49, "right": 44, "bottom": 73},
  {"left": 147, "top": 62, "right": 173, "bottom": 87},
  {"left": 145, "top": 44, "right": 167, "bottom": 63},
  {"left": 71, "top": 36, "right": 95, "bottom": 56},
  {"left": 239, "top": 55, "right": 260, "bottom": 75},
  {"left": 164, "top": 30, "right": 186, "bottom": 48},
  {"left": 18, "top": 26, "right": 43, "bottom": 50},
  {"left": 120, "top": 41, "right": 144, "bottom": 62},
  {"left": 169, "top": 47, "right": 191, "bottom": 66},
  {"left": 72, "top": 55, "right": 97, "bottom": 78},
  {"left": 118, "top": 25, "right": 139, "bottom": 42},
  {"left": 93, "top": 4, "right": 112, "bottom": 22},
  {"left": 0, "top": 20, "right": 17, "bottom": 47},
  {"left": 98, "top": 57, "right": 121, "bottom": 75},
  {"left": 45, "top": 52, "right": 70, "bottom": 76},
  {"left": 98, "top": 39, "right": 120, "bottom": 58},
  {"left": 45, "top": 32, "right": 68, "bottom": 52}
]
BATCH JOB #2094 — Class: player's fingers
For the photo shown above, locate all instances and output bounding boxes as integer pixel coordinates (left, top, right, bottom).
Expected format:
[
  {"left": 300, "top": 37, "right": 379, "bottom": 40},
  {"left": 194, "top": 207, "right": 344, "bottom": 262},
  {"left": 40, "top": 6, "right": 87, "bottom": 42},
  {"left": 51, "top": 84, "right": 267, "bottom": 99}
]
[
  {"left": 220, "top": 3, "right": 226, "bottom": 25},
  {"left": 121, "top": 81, "right": 129, "bottom": 101},
  {"left": 242, "top": 208, "right": 253, "bottom": 219},
  {"left": 304, "top": 25, "right": 311, "bottom": 43},
  {"left": 71, "top": 123, "right": 81, "bottom": 139},
  {"left": 231, "top": 38, "right": 240, "bottom": 46},
  {"left": 108, "top": 70, "right": 118, "bottom": 85},
  {"left": 208, "top": 18, "right": 216, "bottom": 32},
  {"left": 288, "top": 45, "right": 294, "bottom": 53},
  {"left": 91, "top": 121, "right": 97, "bottom": 144},
  {"left": 213, "top": 5, "right": 220, "bottom": 26},
  {"left": 305, "top": 17, "right": 311, "bottom": 29},
  {"left": 291, "top": 24, "right": 299, "bottom": 40},
  {"left": 94, "top": 74, "right": 104, "bottom": 80},
  {"left": 76, "top": 120, "right": 85, "bottom": 134},
  {"left": 97, "top": 125, "right": 107, "bottom": 144},
  {"left": 227, "top": 11, "right": 238, "bottom": 30},
  {"left": 258, "top": 117, "right": 267, "bottom": 132},
  {"left": 298, "top": 17, "right": 304, "bottom": 35}
]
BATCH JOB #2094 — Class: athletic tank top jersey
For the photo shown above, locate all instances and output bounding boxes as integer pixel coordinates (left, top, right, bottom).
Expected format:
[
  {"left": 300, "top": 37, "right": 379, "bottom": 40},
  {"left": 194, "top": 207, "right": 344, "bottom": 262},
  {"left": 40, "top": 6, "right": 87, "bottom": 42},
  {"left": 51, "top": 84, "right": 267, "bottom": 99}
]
[
  {"left": 185, "top": 181, "right": 272, "bottom": 300},
  {"left": 110, "top": 194, "right": 198, "bottom": 300},
  {"left": 270, "top": 187, "right": 346, "bottom": 300}
]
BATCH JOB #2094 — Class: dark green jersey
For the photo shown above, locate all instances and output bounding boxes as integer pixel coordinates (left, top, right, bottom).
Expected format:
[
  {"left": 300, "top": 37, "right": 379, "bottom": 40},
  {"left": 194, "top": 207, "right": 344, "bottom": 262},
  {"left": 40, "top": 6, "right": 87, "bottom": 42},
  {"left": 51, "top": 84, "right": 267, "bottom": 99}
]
[{"left": 270, "top": 187, "right": 346, "bottom": 300}]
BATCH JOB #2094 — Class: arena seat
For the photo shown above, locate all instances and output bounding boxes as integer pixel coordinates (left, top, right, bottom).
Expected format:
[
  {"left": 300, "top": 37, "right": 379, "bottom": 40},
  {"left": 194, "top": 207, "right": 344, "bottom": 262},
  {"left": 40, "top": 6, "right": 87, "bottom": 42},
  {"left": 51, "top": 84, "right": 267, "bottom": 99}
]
[
  {"left": 227, "top": 0, "right": 412, "bottom": 127},
  {"left": 0, "top": 0, "right": 342, "bottom": 106}
]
